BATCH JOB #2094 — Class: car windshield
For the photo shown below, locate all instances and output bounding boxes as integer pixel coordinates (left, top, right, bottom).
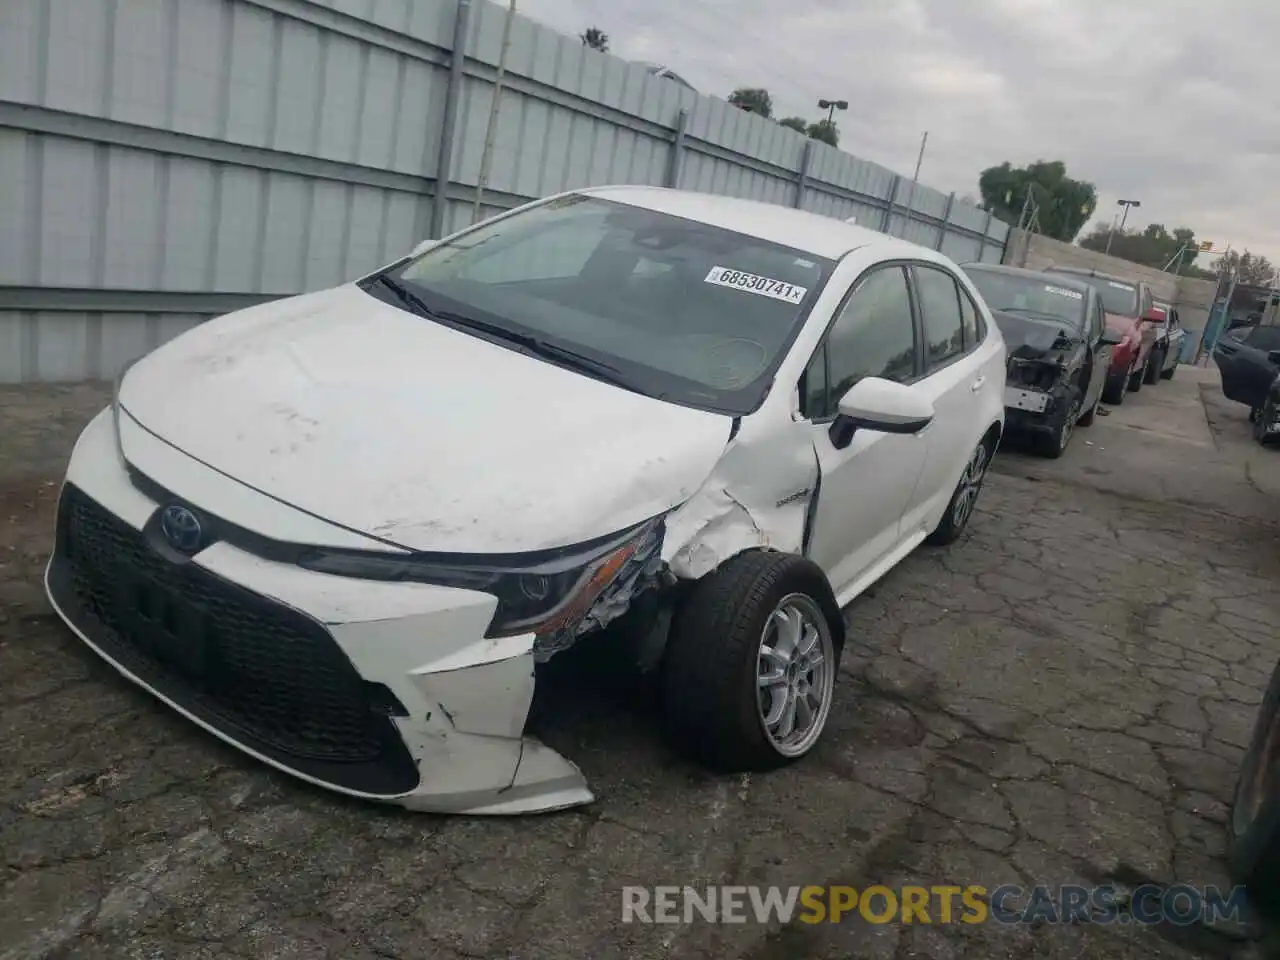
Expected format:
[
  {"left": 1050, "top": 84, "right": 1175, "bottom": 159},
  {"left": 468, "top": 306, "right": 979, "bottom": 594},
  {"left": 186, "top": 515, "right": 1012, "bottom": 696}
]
[
  {"left": 1056, "top": 273, "right": 1139, "bottom": 316},
  {"left": 963, "top": 268, "right": 1087, "bottom": 332},
  {"left": 370, "top": 195, "right": 835, "bottom": 415}
]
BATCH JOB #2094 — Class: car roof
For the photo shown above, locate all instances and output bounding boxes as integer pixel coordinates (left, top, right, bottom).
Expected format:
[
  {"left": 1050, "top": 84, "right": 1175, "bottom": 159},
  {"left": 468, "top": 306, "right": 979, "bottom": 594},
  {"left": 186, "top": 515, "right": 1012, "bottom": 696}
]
[
  {"left": 576, "top": 185, "right": 940, "bottom": 262},
  {"left": 1045, "top": 265, "right": 1141, "bottom": 286},
  {"left": 959, "top": 262, "right": 1096, "bottom": 295}
]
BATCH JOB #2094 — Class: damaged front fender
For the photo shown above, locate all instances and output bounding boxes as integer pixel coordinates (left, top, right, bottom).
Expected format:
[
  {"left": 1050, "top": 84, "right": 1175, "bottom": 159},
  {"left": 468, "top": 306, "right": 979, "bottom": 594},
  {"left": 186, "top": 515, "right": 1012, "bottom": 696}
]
[{"left": 663, "top": 414, "right": 820, "bottom": 580}]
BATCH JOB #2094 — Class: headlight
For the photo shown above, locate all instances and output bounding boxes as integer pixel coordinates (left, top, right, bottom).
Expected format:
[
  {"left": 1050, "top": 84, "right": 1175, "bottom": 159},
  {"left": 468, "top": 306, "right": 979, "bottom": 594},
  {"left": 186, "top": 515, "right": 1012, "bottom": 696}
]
[{"left": 297, "top": 517, "right": 663, "bottom": 638}]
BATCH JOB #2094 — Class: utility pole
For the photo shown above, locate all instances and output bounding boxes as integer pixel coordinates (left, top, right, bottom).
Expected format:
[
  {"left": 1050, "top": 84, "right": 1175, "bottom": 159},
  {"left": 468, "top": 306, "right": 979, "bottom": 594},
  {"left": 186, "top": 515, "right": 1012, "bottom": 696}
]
[
  {"left": 1162, "top": 241, "right": 1191, "bottom": 275},
  {"left": 1016, "top": 188, "right": 1035, "bottom": 231},
  {"left": 474, "top": 0, "right": 517, "bottom": 222},
  {"left": 899, "top": 130, "right": 927, "bottom": 237}
]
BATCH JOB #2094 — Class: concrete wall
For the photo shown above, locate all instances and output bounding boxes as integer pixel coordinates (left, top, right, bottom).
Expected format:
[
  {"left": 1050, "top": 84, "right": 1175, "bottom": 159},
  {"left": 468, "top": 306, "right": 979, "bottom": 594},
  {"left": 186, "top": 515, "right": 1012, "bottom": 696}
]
[
  {"left": 0, "top": 0, "right": 1011, "bottom": 384},
  {"left": 1004, "top": 230, "right": 1219, "bottom": 359}
]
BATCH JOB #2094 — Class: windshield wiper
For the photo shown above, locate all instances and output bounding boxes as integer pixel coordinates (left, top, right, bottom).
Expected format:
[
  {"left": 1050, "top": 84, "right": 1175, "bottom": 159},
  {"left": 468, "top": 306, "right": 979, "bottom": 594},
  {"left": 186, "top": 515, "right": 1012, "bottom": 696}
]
[
  {"left": 365, "top": 273, "right": 436, "bottom": 317},
  {"left": 365, "top": 274, "right": 647, "bottom": 394}
]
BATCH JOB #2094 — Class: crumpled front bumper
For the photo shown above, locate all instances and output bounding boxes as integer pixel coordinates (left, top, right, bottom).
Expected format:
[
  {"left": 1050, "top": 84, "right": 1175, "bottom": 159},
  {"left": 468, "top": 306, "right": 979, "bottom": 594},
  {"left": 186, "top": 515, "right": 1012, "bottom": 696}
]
[
  {"left": 1002, "top": 363, "right": 1068, "bottom": 433},
  {"left": 43, "top": 408, "right": 594, "bottom": 815}
]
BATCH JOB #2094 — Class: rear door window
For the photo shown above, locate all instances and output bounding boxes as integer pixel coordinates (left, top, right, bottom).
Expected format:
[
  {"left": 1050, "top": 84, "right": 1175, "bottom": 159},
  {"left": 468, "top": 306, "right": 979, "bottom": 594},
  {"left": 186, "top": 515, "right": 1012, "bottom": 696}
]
[{"left": 913, "top": 265, "right": 966, "bottom": 371}]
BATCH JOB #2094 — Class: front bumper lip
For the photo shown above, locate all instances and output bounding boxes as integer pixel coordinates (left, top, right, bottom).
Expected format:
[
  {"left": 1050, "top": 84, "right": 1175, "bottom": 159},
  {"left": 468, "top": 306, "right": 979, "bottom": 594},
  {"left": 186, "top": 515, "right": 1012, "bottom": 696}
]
[{"left": 43, "top": 408, "right": 596, "bottom": 815}]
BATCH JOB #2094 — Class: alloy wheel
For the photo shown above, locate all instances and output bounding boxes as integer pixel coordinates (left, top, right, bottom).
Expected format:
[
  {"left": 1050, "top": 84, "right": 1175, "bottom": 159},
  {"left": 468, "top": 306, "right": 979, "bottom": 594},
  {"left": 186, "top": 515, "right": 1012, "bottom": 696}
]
[
  {"left": 952, "top": 442, "right": 990, "bottom": 529},
  {"left": 1059, "top": 395, "right": 1082, "bottom": 452},
  {"left": 756, "top": 594, "right": 835, "bottom": 757}
]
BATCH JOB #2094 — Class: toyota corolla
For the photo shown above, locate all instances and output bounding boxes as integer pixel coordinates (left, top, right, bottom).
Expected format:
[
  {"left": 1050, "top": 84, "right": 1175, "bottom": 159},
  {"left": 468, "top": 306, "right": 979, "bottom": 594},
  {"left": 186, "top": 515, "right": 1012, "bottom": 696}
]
[{"left": 46, "top": 186, "right": 1005, "bottom": 814}]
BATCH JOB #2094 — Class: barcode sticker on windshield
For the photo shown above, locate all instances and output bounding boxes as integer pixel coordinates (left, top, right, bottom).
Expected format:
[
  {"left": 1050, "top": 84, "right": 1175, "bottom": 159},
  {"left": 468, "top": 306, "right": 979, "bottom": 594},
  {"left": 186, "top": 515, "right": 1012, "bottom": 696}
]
[
  {"left": 1044, "top": 285, "right": 1083, "bottom": 300},
  {"left": 1108, "top": 281, "right": 1134, "bottom": 290},
  {"left": 704, "top": 266, "right": 808, "bottom": 304}
]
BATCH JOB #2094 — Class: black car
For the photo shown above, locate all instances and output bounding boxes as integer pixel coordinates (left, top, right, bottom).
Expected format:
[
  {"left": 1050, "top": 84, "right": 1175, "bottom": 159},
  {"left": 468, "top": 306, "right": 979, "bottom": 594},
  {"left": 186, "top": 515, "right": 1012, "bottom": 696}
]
[
  {"left": 1213, "top": 323, "right": 1280, "bottom": 424},
  {"left": 1252, "top": 371, "right": 1280, "bottom": 447},
  {"left": 1231, "top": 656, "right": 1280, "bottom": 915},
  {"left": 962, "top": 263, "right": 1122, "bottom": 458}
]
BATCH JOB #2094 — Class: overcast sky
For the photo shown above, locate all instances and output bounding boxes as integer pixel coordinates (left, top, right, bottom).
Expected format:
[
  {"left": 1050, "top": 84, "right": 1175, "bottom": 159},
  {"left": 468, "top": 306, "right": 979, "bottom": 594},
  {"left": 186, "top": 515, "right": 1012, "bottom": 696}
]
[{"left": 514, "top": 0, "right": 1278, "bottom": 270}]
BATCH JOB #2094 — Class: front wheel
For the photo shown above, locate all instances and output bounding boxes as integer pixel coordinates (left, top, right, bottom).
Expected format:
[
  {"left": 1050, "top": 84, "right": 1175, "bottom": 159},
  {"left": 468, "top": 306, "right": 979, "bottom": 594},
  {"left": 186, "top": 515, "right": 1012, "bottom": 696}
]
[
  {"left": 1127, "top": 362, "right": 1144, "bottom": 392},
  {"left": 1038, "top": 388, "right": 1081, "bottom": 458},
  {"left": 1161, "top": 358, "right": 1177, "bottom": 380},
  {"left": 1102, "top": 369, "right": 1127, "bottom": 405},
  {"left": 1144, "top": 348, "right": 1164, "bottom": 385},
  {"left": 661, "top": 551, "right": 842, "bottom": 771},
  {"left": 926, "top": 436, "right": 993, "bottom": 546},
  {"left": 1254, "top": 396, "right": 1278, "bottom": 446},
  {"left": 1078, "top": 386, "right": 1101, "bottom": 427}
]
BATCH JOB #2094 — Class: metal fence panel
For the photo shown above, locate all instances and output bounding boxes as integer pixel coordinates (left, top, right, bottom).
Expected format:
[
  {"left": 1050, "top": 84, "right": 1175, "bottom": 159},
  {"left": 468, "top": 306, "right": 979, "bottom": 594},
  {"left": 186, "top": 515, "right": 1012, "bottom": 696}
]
[{"left": 0, "top": 0, "right": 1011, "bottom": 383}]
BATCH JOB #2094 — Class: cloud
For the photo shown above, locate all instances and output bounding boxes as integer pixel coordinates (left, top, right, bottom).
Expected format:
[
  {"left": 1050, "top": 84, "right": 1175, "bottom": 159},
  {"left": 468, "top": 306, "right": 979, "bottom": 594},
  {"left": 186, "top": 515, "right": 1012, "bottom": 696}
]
[{"left": 513, "top": 0, "right": 1279, "bottom": 264}]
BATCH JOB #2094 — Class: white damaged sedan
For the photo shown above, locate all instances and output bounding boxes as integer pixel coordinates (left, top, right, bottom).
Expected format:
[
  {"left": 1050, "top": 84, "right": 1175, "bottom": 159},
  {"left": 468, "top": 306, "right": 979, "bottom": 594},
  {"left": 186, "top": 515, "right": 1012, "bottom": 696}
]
[{"left": 46, "top": 186, "right": 1005, "bottom": 814}]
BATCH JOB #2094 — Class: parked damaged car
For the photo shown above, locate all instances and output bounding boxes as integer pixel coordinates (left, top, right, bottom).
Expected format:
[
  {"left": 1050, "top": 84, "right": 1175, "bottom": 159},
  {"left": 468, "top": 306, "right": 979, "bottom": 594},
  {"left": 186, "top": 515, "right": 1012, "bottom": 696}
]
[
  {"left": 1252, "top": 372, "right": 1280, "bottom": 447},
  {"left": 962, "top": 264, "right": 1120, "bottom": 457},
  {"left": 44, "top": 187, "right": 1006, "bottom": 814},
  {"left": 1146, "top": 299, "right": 1185, "bottom": 382},
  {"left": 1231, "top": 653, "right": 1280, "bottom": 914},
  {"left": 1215, "top": 322, "right": 1280, "bottom": 429},
  {"left": 1044, "top": 267, "right": 1160, "bottom": 404}
]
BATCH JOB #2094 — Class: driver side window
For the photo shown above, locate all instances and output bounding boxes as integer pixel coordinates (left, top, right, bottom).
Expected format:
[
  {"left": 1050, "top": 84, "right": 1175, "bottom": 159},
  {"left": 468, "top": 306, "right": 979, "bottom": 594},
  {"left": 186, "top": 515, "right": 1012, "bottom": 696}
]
[{"left": 801, "top": 266, "right": 918, "bottom": 419}]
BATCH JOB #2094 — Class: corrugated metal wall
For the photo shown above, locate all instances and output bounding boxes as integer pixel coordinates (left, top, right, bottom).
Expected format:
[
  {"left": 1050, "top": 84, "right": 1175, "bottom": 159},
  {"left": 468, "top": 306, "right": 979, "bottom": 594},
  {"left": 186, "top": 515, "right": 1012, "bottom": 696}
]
[{"left": 0, "top": 0, "right": 1011, "bottom": 384}]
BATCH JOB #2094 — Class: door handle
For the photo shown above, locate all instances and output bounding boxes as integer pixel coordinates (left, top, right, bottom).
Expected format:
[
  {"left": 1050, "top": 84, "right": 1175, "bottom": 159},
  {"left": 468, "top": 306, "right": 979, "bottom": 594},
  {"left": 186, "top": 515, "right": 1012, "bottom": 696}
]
[{"left": 970, "top": 376, "right": 986, "bottom": 392}]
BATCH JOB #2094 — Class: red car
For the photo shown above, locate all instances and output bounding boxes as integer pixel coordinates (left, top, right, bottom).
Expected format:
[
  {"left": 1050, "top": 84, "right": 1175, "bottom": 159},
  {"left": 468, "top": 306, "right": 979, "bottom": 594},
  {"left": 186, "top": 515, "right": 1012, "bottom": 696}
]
[{"left": 1045, "top": 267, "right": 1161, "bottom": 405}]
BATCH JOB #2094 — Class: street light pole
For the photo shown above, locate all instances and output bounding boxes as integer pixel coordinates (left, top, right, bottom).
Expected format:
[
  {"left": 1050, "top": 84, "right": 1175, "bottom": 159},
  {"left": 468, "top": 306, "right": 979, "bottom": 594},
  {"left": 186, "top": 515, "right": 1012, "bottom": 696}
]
[
  {"left": 816, "top": 98, "right": 848, "bottom": 128},
  {"left": 1104, "top": 199, "right": 1141, "bottom": 255}
]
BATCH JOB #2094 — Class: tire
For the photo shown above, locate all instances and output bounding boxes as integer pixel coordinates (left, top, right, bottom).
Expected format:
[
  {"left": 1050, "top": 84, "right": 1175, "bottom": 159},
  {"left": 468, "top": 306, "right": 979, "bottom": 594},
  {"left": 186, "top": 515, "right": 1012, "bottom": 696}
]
[
  {"left": 1078, "top": 386, "right": 1101, "bottom": 427},
  {"left": 661, "top": 551, "right": 843, "bottom": 772},
  {"left": 925, "top": 435, "right": 994, "bottom": 546},
  {"left": 1143, "top": 349, "right": 1164, "bottom": 385},
  {"left": 1255, "top": 396, "right": 1277, "bottom": 446},
  {"left": 1038, "top": 387, "right": 1081, "bottom": 458},
  {"left": 1230, "top": 656, "right": 1280, "bottom": 916},
  {"left": 1127, "top": 362, "right": 1144, "bottom": 392},
  {"left": 1161, "top": 359, "right": 1177, "bottom": 380},
  {"left": 1101, "top": 369, "right": 1127, "bottom": 405}
]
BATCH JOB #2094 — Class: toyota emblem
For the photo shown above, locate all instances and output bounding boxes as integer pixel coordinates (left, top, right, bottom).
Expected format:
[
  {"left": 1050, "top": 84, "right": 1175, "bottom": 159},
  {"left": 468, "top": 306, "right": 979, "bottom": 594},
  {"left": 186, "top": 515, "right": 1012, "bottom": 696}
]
[{"left": 160, "top": 503, "right": 203, "bottom": 554}]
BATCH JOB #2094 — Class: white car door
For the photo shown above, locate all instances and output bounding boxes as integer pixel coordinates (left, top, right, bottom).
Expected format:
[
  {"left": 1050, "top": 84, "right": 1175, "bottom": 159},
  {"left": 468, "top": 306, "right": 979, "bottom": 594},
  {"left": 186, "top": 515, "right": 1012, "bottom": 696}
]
[
  {"left": 801, "top": 265, "right": 929, "bottom": 600},
  {"left": 900, "top": 262, "right": 997, "bottom": 533}
]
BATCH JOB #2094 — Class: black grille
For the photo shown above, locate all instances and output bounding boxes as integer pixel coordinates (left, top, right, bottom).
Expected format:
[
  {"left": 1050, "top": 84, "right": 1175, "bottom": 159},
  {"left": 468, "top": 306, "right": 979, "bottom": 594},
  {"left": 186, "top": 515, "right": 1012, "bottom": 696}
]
[{"left": 48, "top": 484, "right": 418, "bottom": 796}]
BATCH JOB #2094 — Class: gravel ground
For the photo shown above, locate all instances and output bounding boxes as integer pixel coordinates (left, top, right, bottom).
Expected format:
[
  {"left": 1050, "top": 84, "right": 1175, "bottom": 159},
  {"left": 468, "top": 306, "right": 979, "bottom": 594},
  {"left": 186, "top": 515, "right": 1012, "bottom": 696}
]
[{"left": 2, "top": 376, "right": 1279, "bottom": 960}]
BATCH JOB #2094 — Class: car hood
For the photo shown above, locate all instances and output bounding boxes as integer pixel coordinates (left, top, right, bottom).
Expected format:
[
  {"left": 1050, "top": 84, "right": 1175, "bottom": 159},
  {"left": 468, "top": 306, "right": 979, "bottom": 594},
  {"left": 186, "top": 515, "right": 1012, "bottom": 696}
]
[
  {"left": 117, "top": 284, "right": 735, "bottom": 553},
  {"left": 991, "top": 310, "right": 1075, "bottom": 360}
]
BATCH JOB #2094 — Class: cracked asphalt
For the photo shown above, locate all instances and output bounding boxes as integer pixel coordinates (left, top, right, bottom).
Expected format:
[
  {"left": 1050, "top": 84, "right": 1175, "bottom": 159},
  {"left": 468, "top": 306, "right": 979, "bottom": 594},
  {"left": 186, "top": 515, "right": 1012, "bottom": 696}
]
[{"left": 4, "top": 369, "right": 1280, "bottom": 959}]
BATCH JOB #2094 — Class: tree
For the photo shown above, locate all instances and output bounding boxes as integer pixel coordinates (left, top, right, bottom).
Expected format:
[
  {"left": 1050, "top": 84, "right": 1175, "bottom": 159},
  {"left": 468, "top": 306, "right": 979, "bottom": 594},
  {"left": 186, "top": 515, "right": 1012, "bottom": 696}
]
[
  {"left": 1217, "top": 249, "right": 1277, "bottom": 286},
  {"left": 977, "top": 160, "right": 1097, "bottom": 243},
  {"left": 777, "top": 116, "right": 808, "bottom": 134},
  {"left": 1079, "top": 222, "right": 1201, "bottom": 273},
  {"left": 807, "top": 119, "right": 839, "bottom": 147},
  {"left": 580, "top": 27, "right": 608, "bottom": 52},
  {"left": 727, "top": 88, "right": 772, "bottom": 119}
]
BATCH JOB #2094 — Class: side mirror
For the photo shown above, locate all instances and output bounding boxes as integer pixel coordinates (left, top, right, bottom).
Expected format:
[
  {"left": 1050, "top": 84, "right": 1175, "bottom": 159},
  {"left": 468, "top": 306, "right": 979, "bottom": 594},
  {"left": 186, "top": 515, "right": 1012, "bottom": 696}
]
[
  {"left": 1268, "top": 351, "right": 1280, "bottom": 365},
  {"left": 1098, "top": 330, "right": 1124, "bottom": 347},
  {"left": 834, "top": 378, "right": 935, "bottom": 436}
]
